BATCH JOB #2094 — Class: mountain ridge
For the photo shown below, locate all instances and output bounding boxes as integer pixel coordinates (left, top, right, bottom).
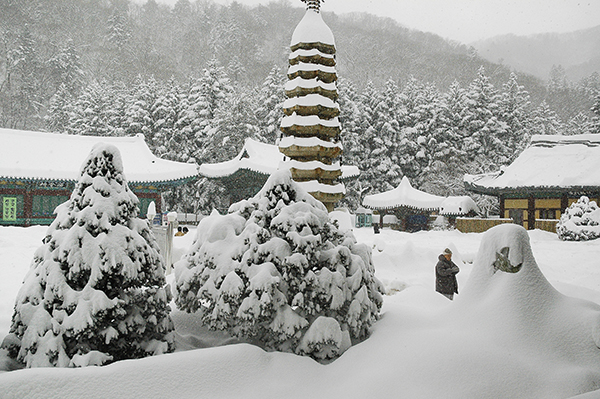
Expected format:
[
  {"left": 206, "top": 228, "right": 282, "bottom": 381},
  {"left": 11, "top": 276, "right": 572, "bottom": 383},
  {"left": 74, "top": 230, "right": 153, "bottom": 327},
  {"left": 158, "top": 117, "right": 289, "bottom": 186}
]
[{"left": 471, "top": 25, "right": 600, "bottom": 81}]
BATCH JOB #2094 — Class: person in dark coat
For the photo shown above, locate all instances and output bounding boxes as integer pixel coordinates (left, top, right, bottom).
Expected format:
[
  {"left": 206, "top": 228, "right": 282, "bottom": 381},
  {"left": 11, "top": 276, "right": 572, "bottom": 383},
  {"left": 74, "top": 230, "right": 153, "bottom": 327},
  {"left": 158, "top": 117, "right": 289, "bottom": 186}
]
[{"left": 435, "top": 248, "right": 460, "bottom": 300}]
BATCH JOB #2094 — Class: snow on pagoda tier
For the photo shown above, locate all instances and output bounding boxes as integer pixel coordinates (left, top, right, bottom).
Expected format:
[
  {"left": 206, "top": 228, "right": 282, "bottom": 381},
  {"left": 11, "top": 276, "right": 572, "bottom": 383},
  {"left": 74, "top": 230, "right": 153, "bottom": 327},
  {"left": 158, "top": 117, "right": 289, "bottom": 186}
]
[
  {"left": 285, "top": 77, "right": 337, "bottom": 101},
  {"left": 287, "top": 62, "right": 337, "bottom": 84}
]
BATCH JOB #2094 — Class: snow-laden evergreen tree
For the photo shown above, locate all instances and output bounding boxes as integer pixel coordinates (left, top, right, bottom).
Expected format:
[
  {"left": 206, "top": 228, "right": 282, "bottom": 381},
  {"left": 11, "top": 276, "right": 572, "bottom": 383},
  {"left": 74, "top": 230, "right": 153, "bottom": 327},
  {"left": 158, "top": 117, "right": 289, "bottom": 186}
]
[
  {"left": 338, "top": 78, "right": 366, "bottom": 210},
  {"left": 46, "top": 39, "right": 85, "bottom": 96},
  {"left": 255, "top": 65, "right": 286, "bottom": 144},
  {"left": 125, "top": 76, "right": 159, "bottom": 141},
  {"left": 45, "top": 83, "right": 73, "bottom": 133},
  {"left": 565, "top": 112, "right": 591, "bottom": 136},
  {"left": 530, "top": 101, "right": 563, "bottom": 136},
  {"left": 151, "top": 79, "right": 180, "bottom": 156},
  {"left": 557, "top": 196, "right": 600, "bottom": 241},
  {"left": 174, "top": 170, "right": 384, "bottom": 360},
  {"left": 591, "top": 92, "right": 600, "bottom": 134},
  {"left": 177, "top": 58, "right": 233, "bottom": 158},
  {"left": 498, "top": 73, "right": 531, "bottom": 159},
  {"left": 464, "top": 66, "right": 509, "bottom": 168},
  {"left": 68, "top": 81, "right": 112, "bottom": 136},
  {"left": 1, "top": 144, "right": 175, "bottom": 367}
]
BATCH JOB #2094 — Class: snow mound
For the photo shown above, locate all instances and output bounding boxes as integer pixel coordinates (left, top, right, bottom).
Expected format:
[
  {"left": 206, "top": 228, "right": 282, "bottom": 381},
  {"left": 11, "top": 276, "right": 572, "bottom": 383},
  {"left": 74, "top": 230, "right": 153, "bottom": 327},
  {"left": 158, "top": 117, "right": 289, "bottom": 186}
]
[{"left": 449, "top": 224, "right": 600, "bottom": 396}]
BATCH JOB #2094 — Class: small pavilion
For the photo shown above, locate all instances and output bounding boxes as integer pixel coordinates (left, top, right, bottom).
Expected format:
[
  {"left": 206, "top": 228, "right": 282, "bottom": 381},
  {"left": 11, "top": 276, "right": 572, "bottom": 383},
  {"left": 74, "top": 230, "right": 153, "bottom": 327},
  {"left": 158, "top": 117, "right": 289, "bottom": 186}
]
[
  {"left": 363, "top": 176, "right": 446, "bottom": 232},
  {"left": 0, "top": 128, "right": 198, "bottom": 226}
]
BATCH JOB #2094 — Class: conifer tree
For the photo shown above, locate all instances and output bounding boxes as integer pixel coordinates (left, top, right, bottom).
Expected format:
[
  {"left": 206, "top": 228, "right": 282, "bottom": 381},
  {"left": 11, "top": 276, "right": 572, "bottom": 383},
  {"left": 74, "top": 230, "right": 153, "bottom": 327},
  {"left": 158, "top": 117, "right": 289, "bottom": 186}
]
[
  {"left": 1, "top": 144, "right": 175, "bottom": 367},
  {"left": 175, "top": 170, "right": 383, "bottom": 360},
  {"left": 255, "top": 65, "right": 286, "bottom": 144}
]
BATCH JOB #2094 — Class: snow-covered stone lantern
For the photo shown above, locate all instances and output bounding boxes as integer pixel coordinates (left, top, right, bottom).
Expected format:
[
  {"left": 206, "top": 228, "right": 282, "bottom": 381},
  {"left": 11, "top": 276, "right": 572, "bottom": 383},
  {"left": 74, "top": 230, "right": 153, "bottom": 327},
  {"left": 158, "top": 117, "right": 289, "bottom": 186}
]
[{"left": 279, "top": 0, "right": 345, "bottom": 212}]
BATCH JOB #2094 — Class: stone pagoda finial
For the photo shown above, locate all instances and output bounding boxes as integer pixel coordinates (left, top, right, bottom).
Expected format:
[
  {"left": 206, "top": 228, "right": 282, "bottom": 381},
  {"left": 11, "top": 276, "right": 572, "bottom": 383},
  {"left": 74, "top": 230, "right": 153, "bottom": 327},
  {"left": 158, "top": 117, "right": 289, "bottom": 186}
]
[{"left": 301, "top": 0, "right": 322, "bottom": 12}]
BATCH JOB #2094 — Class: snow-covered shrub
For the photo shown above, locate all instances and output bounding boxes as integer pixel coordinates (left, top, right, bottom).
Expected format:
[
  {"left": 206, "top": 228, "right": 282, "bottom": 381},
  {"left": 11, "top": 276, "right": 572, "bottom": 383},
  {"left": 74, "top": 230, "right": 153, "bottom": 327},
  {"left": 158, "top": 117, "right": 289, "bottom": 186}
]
[
  {"left": 557, "top": 196, "right": 600, "bottom": 241},
  {"left": 174, "top": 170, "right": 384, "bottom": 360},
  {"left": 1, "top": 144, "right": 175, "bottom": 367}
]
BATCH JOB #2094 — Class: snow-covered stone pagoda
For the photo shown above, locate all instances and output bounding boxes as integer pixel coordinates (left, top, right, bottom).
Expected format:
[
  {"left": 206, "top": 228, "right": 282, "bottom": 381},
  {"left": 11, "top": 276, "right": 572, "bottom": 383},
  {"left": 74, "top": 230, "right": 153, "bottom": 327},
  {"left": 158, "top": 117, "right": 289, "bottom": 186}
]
[{"left": 279, "top": 0, "right": 344, "bottom": 211}]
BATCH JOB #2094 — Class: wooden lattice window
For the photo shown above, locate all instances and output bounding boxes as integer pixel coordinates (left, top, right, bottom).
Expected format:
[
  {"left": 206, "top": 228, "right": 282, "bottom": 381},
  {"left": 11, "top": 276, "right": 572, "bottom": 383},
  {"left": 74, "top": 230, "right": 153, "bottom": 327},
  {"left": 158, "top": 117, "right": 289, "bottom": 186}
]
[{"left": 2, "top": 197, "right": 17, "bottom": 221}]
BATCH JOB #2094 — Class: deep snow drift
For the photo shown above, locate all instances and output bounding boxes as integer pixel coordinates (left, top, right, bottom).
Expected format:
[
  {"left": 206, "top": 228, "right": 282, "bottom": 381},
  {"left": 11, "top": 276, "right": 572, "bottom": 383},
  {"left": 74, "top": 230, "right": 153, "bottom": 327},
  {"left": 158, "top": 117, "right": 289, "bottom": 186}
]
[{"left": 1, "top": 223, "right": 600, "bottom": 398}]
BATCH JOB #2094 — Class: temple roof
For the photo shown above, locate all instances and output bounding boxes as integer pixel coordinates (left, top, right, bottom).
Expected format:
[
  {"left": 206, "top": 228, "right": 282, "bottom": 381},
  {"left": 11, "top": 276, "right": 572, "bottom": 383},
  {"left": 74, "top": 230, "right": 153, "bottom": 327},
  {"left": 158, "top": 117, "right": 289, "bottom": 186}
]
[
  {"left": 464, "top": 134, "right": 600, "bottom": 195},
  {"left": 363, "top": 176, "right": 446, "bottom": 211},
  {"left": 291, "top": 8, "right": 335, "bottom": 48},
  {"left": 0, "top": 128, "right": 198, "bottom": 185},
  {"left": 199, "top": 138, "right": 358, "bottom": 179}
]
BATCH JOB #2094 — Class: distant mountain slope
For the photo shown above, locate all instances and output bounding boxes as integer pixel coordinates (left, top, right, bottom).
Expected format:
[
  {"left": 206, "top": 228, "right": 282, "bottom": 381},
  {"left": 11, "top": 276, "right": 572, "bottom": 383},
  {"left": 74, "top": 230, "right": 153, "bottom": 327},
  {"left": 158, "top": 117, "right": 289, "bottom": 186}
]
[{"left": 471, "top": 25, "right": 600, "bottom": 81}]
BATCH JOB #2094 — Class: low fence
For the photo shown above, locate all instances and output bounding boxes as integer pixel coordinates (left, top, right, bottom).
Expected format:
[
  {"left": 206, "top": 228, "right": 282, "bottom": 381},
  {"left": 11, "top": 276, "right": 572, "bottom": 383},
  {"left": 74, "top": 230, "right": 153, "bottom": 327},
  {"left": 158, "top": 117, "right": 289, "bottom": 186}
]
[
  {"left": 535, "top": 219, "right": 559, "bottom": 233},
  {"left": 456, "top": 217, "right": 514, "bottom": 233}
]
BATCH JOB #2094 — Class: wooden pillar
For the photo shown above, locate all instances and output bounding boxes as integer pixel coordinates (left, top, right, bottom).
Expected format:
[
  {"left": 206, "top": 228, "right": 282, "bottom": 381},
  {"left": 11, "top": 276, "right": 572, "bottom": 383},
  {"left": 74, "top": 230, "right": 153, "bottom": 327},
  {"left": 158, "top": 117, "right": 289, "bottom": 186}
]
[
  {"left": 499, "top": 194, "right": 505, "bottom": 218},
  {"left": 528, "top": 195, "right": 535, "bottom": 230},
  {"left": 561, "top": 193, "right": 568, "bottom": 212},
  {"left": 23, "top": 189, "right": 33, "bottom": 227}
]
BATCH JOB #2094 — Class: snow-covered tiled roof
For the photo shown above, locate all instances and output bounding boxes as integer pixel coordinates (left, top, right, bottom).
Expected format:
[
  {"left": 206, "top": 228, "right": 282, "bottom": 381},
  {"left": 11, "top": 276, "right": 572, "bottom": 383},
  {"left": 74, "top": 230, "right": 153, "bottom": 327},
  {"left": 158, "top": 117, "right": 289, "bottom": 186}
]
[
  {"left": 199, "top": 138, "right": 358, "bottom": 179},
  {"left": 363, "top": 176, "right": 446, "bottom": 211},
  {"left": 290, "top": 9, "right": 335, "bottom": 47},
  {"left": 464, "top": 134, "right": 600, "bottom": 194},
  {"left": 0, "top": 128, "right": 198, "bottom": 184},
  {"left": 439, "top": 196, "right": 480, "bottom": 216}
]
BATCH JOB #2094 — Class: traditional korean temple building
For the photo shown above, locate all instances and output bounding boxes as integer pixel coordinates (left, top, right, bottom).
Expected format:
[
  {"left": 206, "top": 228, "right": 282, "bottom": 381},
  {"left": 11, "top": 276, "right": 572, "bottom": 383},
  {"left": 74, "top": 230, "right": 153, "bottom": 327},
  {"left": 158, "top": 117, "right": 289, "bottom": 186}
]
[
  {"left": 0, "top": 128, "right": 198, "bottom": 226},
  {"left": 279, "top": 0, "right": 345, "bottom": 211},
  {"left": 200, "top": 138, "right": 359, "bottom": 204},
  {"left": 464, "top": 134, "right": 600, "bottom": 231}
]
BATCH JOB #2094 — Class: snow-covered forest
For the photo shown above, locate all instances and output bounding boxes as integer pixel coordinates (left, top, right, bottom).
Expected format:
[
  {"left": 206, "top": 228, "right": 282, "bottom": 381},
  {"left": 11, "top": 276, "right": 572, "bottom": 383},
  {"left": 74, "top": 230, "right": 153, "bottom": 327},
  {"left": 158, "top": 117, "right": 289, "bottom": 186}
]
[{"left": 1, "top": 0, "right": 599, "bottom": 214}]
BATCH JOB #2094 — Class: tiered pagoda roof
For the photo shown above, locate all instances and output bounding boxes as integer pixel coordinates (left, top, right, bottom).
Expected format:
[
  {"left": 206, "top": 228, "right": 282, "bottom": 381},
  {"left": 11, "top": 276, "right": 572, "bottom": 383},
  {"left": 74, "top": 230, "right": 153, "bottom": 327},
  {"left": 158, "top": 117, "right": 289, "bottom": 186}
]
[{"left": 280, "top": 0, "right": 344, "bottom": 211}]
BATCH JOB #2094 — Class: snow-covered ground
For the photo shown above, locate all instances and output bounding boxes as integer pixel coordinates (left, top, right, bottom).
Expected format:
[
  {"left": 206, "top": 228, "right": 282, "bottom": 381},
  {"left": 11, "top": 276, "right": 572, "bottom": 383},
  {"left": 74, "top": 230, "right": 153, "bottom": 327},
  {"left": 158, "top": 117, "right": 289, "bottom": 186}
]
[{"left": 1, "top": 224, "right": 600, "bottom": 399}]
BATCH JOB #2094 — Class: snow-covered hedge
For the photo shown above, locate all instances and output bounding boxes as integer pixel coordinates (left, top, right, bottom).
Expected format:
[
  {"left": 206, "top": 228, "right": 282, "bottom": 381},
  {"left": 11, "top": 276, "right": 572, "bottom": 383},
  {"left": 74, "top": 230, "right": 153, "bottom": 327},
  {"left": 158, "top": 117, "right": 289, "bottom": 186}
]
[
  {"left": 1, "top": 144, "right": 175, "bottom": 367},
  {"left": 174, "top": 170, "right": 384, "bottom": 360},
  {"left": 556, "top": 196, "right": 600, "bottom": 241}
]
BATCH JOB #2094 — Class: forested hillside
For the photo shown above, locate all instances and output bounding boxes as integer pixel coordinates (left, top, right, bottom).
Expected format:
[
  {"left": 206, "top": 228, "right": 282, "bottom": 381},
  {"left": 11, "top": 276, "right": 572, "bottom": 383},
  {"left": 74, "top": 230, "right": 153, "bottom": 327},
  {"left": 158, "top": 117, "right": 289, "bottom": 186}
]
[{"left": 1, "top": 0, "right": 599, "bottom": 214}]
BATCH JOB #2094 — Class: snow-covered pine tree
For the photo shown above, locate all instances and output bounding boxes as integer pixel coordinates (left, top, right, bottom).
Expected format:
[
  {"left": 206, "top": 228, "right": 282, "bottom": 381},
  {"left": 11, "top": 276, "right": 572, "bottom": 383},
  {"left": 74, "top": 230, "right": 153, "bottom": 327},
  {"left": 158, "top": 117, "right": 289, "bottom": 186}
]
[
  {"left": 591, "top": 92, "right": 600, "bottom": 134},
  {"left": 565, "top": 112, "right": 591, "bottom": 136},
  {"left": 45, "top": 83, "right": 73, "bottom": 133},
  {"left": 337, "top": 78, "right": 365, "bottom": 209},
  {"left": 498, "top": 73, "right": 531, "bottom": 159},
  {"left": 255, "top": 65, "right": 286, "bottom": 144},
  {"left": 125, "top": 76, "right": 159, "bottom": 141},
  {"left": 151, "top": 78, "right": 180, "bottom": 156},
  {"left": 174, "top": 170, "right": 384, "bottom": 360},
  {"left": 1, "top": 144, "right": 175, "bottom": 367},
  {"left": 530, "top": 101, "right": 563, "bottom": 136},
  {"left": 68, "top": 81, "right": 112, "bottom": 136},
  {"left": 464, "top": 66, "right": 508, "bottom": 168},
  {"left": 557, "top": 196, "right": 600, "bottom": 241}
]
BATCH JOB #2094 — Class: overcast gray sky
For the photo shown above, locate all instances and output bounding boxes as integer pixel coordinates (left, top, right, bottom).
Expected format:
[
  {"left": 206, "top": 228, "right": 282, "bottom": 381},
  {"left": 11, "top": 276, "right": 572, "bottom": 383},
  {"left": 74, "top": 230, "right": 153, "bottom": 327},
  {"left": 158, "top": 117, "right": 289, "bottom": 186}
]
[{"left": 153, "top": 0, "right": 600, "bottom": 43}]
